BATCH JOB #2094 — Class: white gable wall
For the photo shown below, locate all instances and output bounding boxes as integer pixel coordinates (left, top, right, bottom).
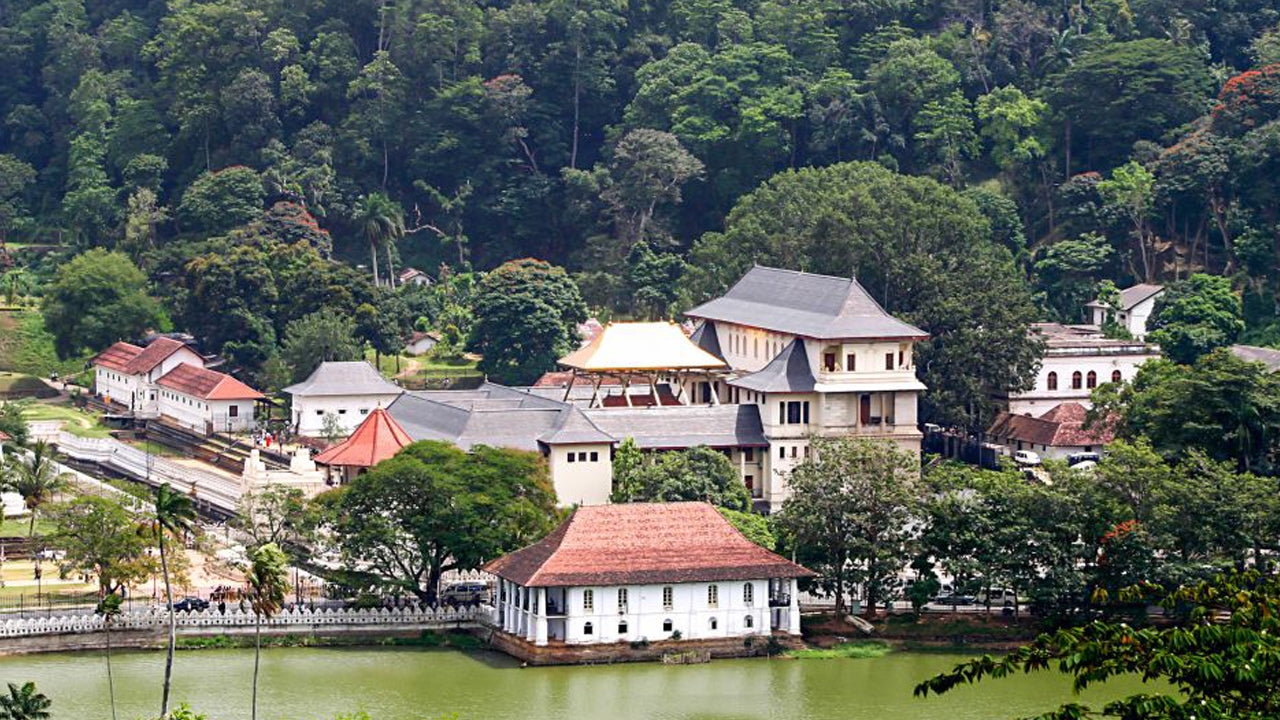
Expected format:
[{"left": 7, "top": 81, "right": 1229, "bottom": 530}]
[{"left": 291, "top": 392, "right": 404, "bottom": 436}]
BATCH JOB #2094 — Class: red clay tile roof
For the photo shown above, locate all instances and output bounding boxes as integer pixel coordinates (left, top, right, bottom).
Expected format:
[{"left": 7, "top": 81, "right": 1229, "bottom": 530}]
[
  {"left": 156, "top": 363, "right": 264, "bottom": 400},
  {"left": 92, "top": 342, "right": 144, "bottom": 372},
  {"left": 314, "top": 408, "right": 413, "bottom": 467},
  {"left": 484, "top": 502, "right": 815, "bottom": 587},
  {"left": 123, "top": 337, "right": 190, "bottom": 375},
  {"left": 987, "top": 402, "right": 1115, "bottom": 448}
]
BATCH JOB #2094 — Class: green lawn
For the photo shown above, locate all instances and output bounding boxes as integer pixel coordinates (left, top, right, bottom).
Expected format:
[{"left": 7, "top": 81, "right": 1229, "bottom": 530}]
[
  {"left": 365, "top": 348, "right": 480, "bottom": 379},
  {"left": 21, "top": 402, "right": 111, "bottom": 438},
  {"left": 0, "top": 516, "right": 58, "bottom": 537},
  {"left": 0, "top": 311, "right": 90, "bottom": 377}
]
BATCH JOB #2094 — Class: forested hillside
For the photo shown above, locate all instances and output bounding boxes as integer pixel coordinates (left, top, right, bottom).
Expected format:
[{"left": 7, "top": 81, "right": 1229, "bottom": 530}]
[{"left": 5, "top": 0, "right": 1280, "bottom": 424}]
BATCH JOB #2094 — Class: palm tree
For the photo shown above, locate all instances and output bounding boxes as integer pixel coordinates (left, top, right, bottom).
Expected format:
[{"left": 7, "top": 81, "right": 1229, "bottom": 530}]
[
  {"left": 98, "top": 592, "right": 123, "bottom": 720},
  {"left": 247, "top": 543, "right": 288, "bottom": 720},
  {"left": 354, "top": 192, "right": 405, "bottom": 288},
  {"left": 151, "top": 483, "right": 196, "bottom": 719},
  {"left": 0, "top": 682, "right": 51, "bottom": 720},
  {"left": 6, "top": 441, "right": 72, "bottom": 536}
]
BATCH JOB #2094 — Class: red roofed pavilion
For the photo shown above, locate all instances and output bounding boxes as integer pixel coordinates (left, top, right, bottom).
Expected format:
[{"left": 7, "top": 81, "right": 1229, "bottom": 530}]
[
  {"left": 313, "top": 408, "right": 413, "bottom": 483},
  {"left": 484, "top": 502, "right": 812, "bottom": 649}
]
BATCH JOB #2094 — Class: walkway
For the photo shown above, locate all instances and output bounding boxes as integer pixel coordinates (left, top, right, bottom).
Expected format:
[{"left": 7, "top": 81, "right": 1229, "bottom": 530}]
[{"left": 30, "top": 424, "right": 241, "bottom": 514}]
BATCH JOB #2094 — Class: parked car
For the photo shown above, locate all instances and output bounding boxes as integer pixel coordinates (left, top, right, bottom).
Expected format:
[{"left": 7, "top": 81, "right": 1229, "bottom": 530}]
[
  {"left": 1012, "top": 450, "right": 1041, "bottom": 466},
  {"left": 439, "top": 581, "right": 490, "bottom": 603},
  {"left": 976, "top": 588, "right": 1026, "bottom": 606},
  {"left": 1068, "top": 452, "right": 1101, "bottom": 466},
  {"left": 173, "top": 597, "right": 210, "bottom": 612}
]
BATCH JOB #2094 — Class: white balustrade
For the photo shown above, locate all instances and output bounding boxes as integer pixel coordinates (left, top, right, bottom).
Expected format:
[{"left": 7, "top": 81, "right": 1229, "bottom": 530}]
[{"left": 0, "top": 605, "right": 487, "bottom": 639}]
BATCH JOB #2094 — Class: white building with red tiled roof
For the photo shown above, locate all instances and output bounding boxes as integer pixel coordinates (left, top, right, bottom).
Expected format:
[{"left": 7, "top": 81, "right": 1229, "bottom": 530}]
[
  {"left": 986, "top": 402, "right": 1116, "bottom": 461},
  {"left": 91, "top": 337, "right": 264, "bottom": 434},
  {"left": 484, "top": 502, "right": 813, "bottom": 646}
]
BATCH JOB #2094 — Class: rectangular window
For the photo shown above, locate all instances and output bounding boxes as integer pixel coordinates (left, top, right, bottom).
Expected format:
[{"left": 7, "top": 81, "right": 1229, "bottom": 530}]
[
  {"left": 803, "top": 401, "right": 810, "bottom": 424},
  {"left": 590, "top": 451, "right": 599, "bottom": 462},
  {"left": 229, "top": 405, "right": 239, "bottom": 417},
  {"left": 803, "top": 445, "right": 810, "bottom": 459},
  {"left": 779, "top": 403, "right": 786, "bottom": 424},
  {"left": 568, "top": 453, "right": 576, "bottom": 463},
  {"left": 898, "top": 350, "right": 905, "bottom": 367},
  {"left": 786, "top": 402, "right": 801, "bottom": 424},
  {"left": 885, "top": 353, "right": 895, "bottom": 370},
  {"left": 583, "top": 589, "right": 594, "bottom": 611},
  {"left": 779, "top": 446, "right": 786, "bottom": 459},
  {"left": 744, "top": 474, "right": 754, "bottom": 489},
  {"left": 663, "top": 586, "right": 673, "bottom": 610},
  {"left": 824, "top": 353, "right": 836, "bottom": 371},
  {"left": 617, "top": 588, "right": 628, "bottom": 610},
  {"left": 707, "top": 584, "right": 719, "bottom": 608},
  {"left": 338, "top": 408, "right": 347, "bottom": 414},
  {"left": 790, "top": 446, "right": 798, "bottom": 459},
  {"left": 847, "top": 354, "right": 856, "bottom": 371},
  {"left": 744, "top": 448, "right": 754, "bottom": 462},
  {"left": 744, "top": 583, "right": 754, "bottom": 606}
]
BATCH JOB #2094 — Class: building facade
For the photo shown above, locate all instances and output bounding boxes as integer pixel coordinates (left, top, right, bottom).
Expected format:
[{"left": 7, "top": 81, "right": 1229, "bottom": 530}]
[
  {"left": 92, "top": 338, "right": 263, "bottom": 434},
  {"left": 484, "top": 503, "right": 811, "bottom": 647},
  {"left": 683, "top": 266, "right": 928, "bottom": 507},
  {"left": 997, "top": 324, "right": 1161, "bottom": 416},
  {"left": 1085, "top": 284, "right": 1164, "bottom": 339},
  {"left": 284, "top": 361, "right": 405, "bottom": 436}
]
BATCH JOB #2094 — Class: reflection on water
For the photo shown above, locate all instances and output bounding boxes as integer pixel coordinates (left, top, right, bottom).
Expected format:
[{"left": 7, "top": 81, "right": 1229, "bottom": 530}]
[{"left": 0, "top": 646, "right": 1160, "bottom": 720}]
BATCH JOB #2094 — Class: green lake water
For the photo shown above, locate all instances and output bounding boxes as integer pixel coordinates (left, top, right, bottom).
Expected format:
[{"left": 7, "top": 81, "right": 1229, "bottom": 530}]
[{"left": 0, "top": 646, "right": 1162, "bottom": 720}]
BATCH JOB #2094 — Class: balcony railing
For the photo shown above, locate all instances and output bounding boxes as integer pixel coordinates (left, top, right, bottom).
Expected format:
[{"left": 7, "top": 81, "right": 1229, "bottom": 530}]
[{"left": 769, "top": 594, "right": 791, "bottom": 608}]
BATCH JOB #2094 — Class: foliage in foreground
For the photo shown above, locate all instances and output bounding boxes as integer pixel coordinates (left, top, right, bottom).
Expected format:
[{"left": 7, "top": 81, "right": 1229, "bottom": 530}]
[
  {"left": 786, "top": 641, "right": 893, "bottom": 660},
  {"left": 915, "top": 571, "right": 1280, "bottom": 719}
]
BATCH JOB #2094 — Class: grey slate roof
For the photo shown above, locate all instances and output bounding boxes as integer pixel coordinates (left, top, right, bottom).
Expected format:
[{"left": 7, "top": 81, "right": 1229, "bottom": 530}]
[
  {"left": 583, "top": 404, "right": 768, "bottom": 449},
  {"left": 684, "top": 265, "right": 927, "bottom": 340},
  {"left": 387, "top": 383, "right": 612, "bottom": 451},
  {"left": 1086, "top": 284, "right": 1164, "bottom": 311},
  {"left": 283, "top": 361, "right": 403, "bottom": 397},
  {"left": 728, "top": 338, "right": 816, "bottom": 393},
  {"left": 1231, "top": 344, "right": 1280, "bottom": 372},
  {"left": 689, "top": 321, "right": 725, "bottom": 361}
]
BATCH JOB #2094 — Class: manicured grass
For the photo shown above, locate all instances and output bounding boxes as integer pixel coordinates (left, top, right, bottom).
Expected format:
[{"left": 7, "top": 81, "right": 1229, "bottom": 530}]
[
  {"left": 786, "top": 640, "right": 893, "bottom": 660},
  {"left": 0, "top": 311, "right": 90, "bottom": 377},
  {"left": 0, "top": 516, "right": 58, "bottom": 538},
  {"left": 0, "top": 372, "right": 58, "bottom": 399},
  {"left": 21, "top": 402, "right": 112, "bottom": 438}
]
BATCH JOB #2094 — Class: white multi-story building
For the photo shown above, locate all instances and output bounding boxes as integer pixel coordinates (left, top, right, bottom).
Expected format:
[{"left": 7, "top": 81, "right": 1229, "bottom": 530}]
[
  {"left": 682, "top": 265, "right": 928, "bottom": 507},
  {"left": 998, "top": 323, "right": 1161, "bottom": 416},
  {"left": 92, "top": 337, "right": 263, "bottom": 434},
  {"left": 1085, "top": 284, "right": 1164, "bottom": 339},
  {"left": 284, "top": 361, "right": 404, "bottom": 436},
  {"left": 484, "top": 502, "right": 812, "bottom": 647}
]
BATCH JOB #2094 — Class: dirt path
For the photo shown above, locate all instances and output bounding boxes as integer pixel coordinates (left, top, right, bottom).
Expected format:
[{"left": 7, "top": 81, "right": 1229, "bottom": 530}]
[{"left": 394, "top": 357, "right": 422, "bottom": 379}]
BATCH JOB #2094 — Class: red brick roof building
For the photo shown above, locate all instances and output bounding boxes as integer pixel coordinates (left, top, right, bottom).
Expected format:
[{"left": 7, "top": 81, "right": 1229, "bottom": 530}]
[
  {"left": 987, "top": 402, "right": 1115, "bottom": 460},
  {"left": 484, "top": 502, "right": 811, "bottom": 646},
  {"left": 313, "top": 408, "right": 413, "bottom": 482}
]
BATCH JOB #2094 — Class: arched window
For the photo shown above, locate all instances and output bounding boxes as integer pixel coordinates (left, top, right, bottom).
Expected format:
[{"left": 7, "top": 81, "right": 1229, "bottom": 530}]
[
  {"left": 662, "top": 618, "right": 673, "bottom": 632},
  {"left": 1112, "top": 370, "right": 1122, "bottom": 383},
  {"left": 1071, "top": 371, "right": 1083, "bottom": 390},
  {"left": 1047, "top": 372, "right": 1058, "bottom": 390},
  {"left": 744, "top": 615, "right": 754, "bottom": 629},
  {"left": 1086, "top": 370, "right": 1097, "bottom": 389},
  {"left": 583, "top": 622, "right": 593, "bottom": 636},
  {"left": 743, "top": 583, "right": 754, "bottom": 606},
  {"left": 709, "top": 617, "right": 718, "bottom": 630}
]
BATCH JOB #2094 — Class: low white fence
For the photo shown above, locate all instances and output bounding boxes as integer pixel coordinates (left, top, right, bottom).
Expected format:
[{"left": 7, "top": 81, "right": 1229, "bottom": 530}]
[{"left": 0, "top": 605, "right": 495, "bottom": 639}]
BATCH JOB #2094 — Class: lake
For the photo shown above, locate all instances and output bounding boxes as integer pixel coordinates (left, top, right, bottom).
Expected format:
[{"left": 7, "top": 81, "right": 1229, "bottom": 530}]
[{"left": 0, "top": 646, "right": 1160, "bottom": 720}]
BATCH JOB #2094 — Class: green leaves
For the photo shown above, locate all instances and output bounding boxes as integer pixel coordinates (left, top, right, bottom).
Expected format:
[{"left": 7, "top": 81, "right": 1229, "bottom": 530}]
[
  {"left": 41, "top": 248, "right": 168, "bottom": 360},
  {"left": 1147, "top": 274, "right": 1244, "bottom": 365}
]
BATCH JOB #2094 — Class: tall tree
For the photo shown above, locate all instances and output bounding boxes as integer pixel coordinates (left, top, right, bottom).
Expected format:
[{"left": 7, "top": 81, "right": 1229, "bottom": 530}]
[
  {"left": 610, "top": 443, "right": 750, "bottom": 511},
  {"left": 0, "top": 682, "right": 51, "bottom": 720},
  {"left": 41, "top": 249, "right": 168, "bottom": 359},
  {"left": 1147, "top": 274, "right": 1244, "bottom": 364},
  {"left": 247, "top": 543, "right": 287, "bottom": 720},
  {"left": 324, "top": 440, "right": 558, "bottom": 603},
  {"left": 5, "top": 441, "right": 73, "bottom": 536},
  {"left": 352, "top": 192, "right": 405, "bottom": 288},
  {"left": 775, "top": 438, "right": 922, "bottom": 616},
  {"left": 281, "top": 309, "right": 361, "bottom": 383},
  {"left": 467, "top": 259, "right": 587, "bottom": 385},
  {"left": 150, "top": 483, "right": 196, "bottom": 720}
]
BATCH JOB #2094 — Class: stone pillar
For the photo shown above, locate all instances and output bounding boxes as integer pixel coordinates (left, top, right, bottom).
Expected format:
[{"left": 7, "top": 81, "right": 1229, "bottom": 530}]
[
  {"left": 534, "top": 588, "right": 548, "bottom": 646},
  {"left": 787, "top": 578, "right": 801, "bottom": 635},
  {"left": 524, "top": 587, "right": 537, "bottom": 642}
]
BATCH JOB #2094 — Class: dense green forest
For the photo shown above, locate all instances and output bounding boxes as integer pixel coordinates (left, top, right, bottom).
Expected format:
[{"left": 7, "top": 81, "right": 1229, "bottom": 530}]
[{"left": 7, "top": 0, "right": 1280, "bottom": 425}]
